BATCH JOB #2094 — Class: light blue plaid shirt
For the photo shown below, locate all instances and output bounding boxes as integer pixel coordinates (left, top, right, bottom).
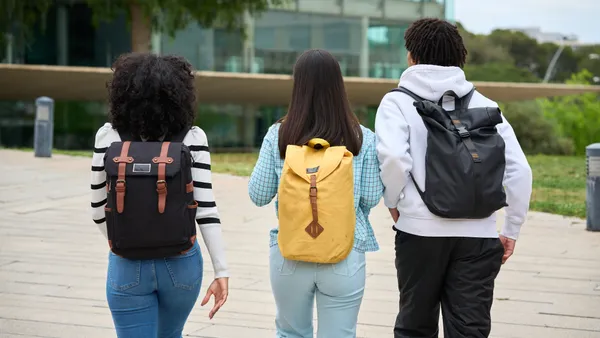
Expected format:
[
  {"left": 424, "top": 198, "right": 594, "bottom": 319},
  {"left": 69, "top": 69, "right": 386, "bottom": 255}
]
[{"left": 248, "top": 124, "right": 384, "bottom": 253}]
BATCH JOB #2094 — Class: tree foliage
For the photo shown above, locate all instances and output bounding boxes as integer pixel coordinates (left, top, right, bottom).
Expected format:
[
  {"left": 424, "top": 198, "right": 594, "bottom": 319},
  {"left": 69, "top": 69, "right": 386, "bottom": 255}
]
[
  {"left": 84, "top": 0, "right": 288, "bottom": 38},
  {"left": 459, "top": 26, "right": 514, "bottom": 66},
  {"left": 1, "top": 0, "right": 288, "bottom": 54},
  {"left": 464, "top": 63, "right": 540, "bottom": 83},
  {"left": 500, "top": 100, "right": 575, "bottom": 155},
  {"left": 539, "top": 70, "right": 600, "bottom": 154},
  {"left": 487, "top": 30, "right": 542, "bottom": 74},
  {"left": 461, "top": 26, "right": 599, "bottom": 84},
  {"left": 455, "top": 24, "right": 600, "bottom": 155},
  {"left": 0, "top": 0, "right": 51, "bottom": 48}
]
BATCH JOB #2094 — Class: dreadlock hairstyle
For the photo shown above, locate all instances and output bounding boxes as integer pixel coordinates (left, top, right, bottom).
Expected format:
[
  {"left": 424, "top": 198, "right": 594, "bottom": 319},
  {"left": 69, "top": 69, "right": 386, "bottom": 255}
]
[{"left": 404, "top": 18, "right": 468, "bottom": 68}]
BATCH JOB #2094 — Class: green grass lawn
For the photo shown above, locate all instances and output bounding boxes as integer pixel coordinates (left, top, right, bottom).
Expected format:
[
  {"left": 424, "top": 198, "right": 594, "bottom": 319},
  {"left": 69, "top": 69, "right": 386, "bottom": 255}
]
[
  {"left": 527, "top": 155, "right": 586, "bottom": 218},
  {"left": 12, "top": 149, "right": 587, "bottom": 218}
]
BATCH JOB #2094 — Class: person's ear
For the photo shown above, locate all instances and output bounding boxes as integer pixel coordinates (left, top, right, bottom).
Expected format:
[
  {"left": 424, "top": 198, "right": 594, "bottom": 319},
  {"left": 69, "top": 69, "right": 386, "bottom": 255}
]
[{"left": 407, "top": 51, "right": 416, "bottom": 66}]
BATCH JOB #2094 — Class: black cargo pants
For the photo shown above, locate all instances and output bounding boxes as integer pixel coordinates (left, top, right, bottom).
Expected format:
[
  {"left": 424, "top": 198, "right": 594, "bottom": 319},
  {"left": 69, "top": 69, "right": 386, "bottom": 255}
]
[{"left": 393, "top": 229, "right": 504, "bottom": 338}]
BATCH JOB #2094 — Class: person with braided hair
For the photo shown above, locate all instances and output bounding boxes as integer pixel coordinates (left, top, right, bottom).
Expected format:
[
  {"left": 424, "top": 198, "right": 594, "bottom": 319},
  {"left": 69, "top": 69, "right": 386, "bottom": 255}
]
[{"left": 375, "top": 18, "right": 532, "bottom": 338}]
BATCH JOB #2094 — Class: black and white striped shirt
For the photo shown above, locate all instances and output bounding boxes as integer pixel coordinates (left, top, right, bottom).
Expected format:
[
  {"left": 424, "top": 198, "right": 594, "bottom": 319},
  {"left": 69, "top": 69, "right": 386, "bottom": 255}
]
[{"left": 90, "top": 123, "right": 228, "bottom": 278}]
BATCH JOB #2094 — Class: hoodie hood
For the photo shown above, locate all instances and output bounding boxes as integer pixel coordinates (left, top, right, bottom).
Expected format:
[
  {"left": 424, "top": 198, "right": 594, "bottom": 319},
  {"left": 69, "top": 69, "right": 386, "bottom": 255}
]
[{"left": 398, "top": 65, "right": 474, "bottom": 102}]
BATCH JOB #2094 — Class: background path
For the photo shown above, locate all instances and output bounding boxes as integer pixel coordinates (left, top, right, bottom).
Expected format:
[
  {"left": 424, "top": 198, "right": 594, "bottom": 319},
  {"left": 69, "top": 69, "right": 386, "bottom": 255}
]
[{"left": 0, "top": 150, "right": 599, "bottom": 337}]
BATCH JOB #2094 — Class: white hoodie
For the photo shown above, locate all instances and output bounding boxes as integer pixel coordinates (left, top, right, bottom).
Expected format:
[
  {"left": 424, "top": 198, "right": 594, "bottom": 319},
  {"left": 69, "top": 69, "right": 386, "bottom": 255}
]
[{"left": 375, "top": 65, "right": 533, "bottom": 240}]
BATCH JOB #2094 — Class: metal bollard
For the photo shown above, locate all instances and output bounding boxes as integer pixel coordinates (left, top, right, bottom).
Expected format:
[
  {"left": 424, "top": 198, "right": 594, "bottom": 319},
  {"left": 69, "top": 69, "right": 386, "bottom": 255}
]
[
  {"left": 586, "top": 143, "right": 600, "bottom": 231},
  {"left": 33, "top": 97, "right": 54, "bottom": 158}
]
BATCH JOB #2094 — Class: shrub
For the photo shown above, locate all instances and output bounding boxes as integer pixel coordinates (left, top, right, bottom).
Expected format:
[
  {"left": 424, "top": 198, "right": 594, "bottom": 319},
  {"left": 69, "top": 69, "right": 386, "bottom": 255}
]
[
  {"left": 465, "top": 63, "right": 540, "bottom": 83},
  {"left": 500, "top": 100, "right": 575, "bottom": 155},
  {"left": 539, "top": 70, "right": 600, "bottom": 155}
]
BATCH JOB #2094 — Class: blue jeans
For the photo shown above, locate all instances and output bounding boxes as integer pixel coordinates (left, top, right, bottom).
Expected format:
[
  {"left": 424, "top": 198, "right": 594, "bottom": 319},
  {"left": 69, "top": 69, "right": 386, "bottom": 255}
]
[
  {"left": 106, "top": 241, "right": 203, "bottom": 338},
  {"left": 269, "top": 245, "right": 366, "bottom": 338}
]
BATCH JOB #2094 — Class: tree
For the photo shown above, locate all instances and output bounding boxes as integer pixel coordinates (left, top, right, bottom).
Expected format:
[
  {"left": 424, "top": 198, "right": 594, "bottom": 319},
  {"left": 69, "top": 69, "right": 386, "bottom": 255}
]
[
  {"left": 459, "top": 26, "right": 514, "bottom": 66},
  {"left": 536, "top": 42, "right": 580, "bottom": 83},
  {"left": 1, "top": 0, "right": 288, "bottom": 54},
  {"left": 573, "top": 45, "right": 600, "bottom": 83},
  {"left": 484, "top": 29, "right": 581, "bottom": 83},
  {"left": 464, "top": 63, "right": 540, "bottom": 83},
  {"left": 86, "top": 0, "right": 289, "bottom": 52},
  {"left": 488, "top": 30, "right": 541, "bottom": 74},
  {"left": 0, "top": 0, "right": 52, "bottom": 51}
]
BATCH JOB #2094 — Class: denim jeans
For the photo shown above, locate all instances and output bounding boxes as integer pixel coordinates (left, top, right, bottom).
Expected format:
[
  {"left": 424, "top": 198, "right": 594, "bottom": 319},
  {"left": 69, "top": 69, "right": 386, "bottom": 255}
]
[
  {"left": 106, "top": 241, "right": 203, "bottom": 338},
  {"left": 269, "top": 245, "right": 366, "bottom": 338}
]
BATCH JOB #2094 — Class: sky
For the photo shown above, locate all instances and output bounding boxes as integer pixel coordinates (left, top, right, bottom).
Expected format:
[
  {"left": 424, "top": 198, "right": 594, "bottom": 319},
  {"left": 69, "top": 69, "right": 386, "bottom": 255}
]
[{"left": 454, "top": 0, "right": 600, "bottom": 44}]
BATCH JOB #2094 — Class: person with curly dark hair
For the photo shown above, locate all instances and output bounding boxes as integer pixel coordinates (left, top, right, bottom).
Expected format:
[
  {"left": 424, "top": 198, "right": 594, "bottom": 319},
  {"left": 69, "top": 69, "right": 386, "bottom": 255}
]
[{"left": 90, "top": 52, "right": 229, "bottom": 337}]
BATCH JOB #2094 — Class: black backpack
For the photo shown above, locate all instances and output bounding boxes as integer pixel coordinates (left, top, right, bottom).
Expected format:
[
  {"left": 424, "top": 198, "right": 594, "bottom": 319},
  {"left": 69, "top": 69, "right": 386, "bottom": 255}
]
[
  {"left": 103, "top": 130, "right": 197, "bottom": 259},
  {"left": 390, "top": 87, "right": 508, "bottom": 219}
]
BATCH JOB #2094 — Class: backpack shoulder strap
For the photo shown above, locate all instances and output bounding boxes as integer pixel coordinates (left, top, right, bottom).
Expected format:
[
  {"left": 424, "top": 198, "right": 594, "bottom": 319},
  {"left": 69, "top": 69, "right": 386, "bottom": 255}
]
[
  {"left": 389, "top": 87, "right": 425, "bottom": 102},
  {"left": 457, "top": 87, "right": 476, "bottom": 110}
]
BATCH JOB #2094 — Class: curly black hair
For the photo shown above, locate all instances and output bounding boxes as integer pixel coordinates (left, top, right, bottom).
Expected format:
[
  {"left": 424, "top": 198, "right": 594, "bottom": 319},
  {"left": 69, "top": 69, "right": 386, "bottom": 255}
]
[
  {"left": 107, "top": 52, "right": 196, "bottom": 140},
  {"left": 404, "top": 18, "right": 468, "bottom": 68}
]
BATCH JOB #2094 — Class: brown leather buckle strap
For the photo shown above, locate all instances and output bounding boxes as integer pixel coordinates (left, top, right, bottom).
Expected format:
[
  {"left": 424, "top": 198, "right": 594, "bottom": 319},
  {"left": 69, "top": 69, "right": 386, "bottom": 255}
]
[
  {"left": 153, "top": 142, "right": 173, "bottom": 214},
  {"left": 180, "top": 235, "right": 197, "bottom": 254},
  {"left": 113, "top": 141, "right": 132, "bottom": 213},
  {"left": 309, "top": 176, "right": 318, "bottom": 223},
  {"left": 305, "top": 175, "right": 324, "bottom": 239}
]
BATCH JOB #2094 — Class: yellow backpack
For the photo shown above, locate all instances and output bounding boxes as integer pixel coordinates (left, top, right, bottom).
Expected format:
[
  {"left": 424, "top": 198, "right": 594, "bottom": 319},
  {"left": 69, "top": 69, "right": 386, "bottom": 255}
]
[{"left": 277, "top": 138, "right": 355, "bottom": 264}]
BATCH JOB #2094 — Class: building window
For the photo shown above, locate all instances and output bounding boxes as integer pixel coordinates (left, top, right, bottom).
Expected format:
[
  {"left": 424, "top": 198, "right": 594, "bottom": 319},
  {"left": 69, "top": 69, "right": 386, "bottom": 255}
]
[
  {"left": 289, "top": 24, "right": 311, "bottom": 51},
  {"left": 368, "top": 23, "right": 409, "bottom": 79},
  {"left": 213, "top": 28, "right": 243, "bottom": 72},
  {"left": 324, "top": 22, "right": 350, "bottom": 51},
  {"left": 255, "top": 27, "right": 275, "bottom": 50},
  {"left": 367, "top": 26, "right": 389, "bottom": 45},
  {"left": 68, "top": 4, "right": 95, "bottom": 66},
  {"left": 254, "top": 11, "right": 361, "bottom": 76}
]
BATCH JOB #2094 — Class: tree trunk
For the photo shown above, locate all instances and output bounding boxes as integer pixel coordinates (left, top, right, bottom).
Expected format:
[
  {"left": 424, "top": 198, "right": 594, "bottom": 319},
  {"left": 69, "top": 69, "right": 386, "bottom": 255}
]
[{"left": 129, "top": 2, "right": 151, "bottom": 53}]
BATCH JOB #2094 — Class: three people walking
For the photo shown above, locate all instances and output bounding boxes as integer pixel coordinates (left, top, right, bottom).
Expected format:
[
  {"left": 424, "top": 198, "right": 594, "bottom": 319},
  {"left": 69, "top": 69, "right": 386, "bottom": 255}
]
[{"left": 92, "top": 18, "right": 532, "bottom": 338}]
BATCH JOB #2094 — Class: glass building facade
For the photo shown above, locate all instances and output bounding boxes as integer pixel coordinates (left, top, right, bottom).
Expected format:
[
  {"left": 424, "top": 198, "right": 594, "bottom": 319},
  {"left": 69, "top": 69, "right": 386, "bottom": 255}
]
[{"left": 1, "top": 0, "right": 449, "bottom": 150}]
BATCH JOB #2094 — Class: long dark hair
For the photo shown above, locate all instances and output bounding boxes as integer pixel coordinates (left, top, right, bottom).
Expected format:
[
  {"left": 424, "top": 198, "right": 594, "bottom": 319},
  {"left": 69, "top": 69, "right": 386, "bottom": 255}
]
[
  {"left": 107, "top": 52, "right": 196, "bottom": 140},
  {"left": 278, "top": 49, "right": 363, "bottom": 158}
]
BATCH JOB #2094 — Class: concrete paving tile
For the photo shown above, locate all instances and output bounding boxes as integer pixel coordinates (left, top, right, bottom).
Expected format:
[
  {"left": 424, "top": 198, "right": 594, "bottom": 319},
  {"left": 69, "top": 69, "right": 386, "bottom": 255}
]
[
  {"left": 0, "top": 305, "right": 113, "bottom": 328},
  {"left": 0, "top": 319, "right": 114, "bottom": 338},
  {"left": 186, "top": 323, "right": 276, "bottom": 337},
  {"left": 490, "top": 321, "right": 600, "bottom": 338}
]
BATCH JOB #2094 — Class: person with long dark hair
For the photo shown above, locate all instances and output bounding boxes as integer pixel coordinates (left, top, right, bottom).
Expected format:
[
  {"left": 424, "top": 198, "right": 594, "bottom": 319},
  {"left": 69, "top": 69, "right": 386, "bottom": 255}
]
[
  {"left": 90, "top": 52, "right": 229, "bottom": 337},
  {"left": 248, "top": 49, "right": 384, "bottom": 337}
]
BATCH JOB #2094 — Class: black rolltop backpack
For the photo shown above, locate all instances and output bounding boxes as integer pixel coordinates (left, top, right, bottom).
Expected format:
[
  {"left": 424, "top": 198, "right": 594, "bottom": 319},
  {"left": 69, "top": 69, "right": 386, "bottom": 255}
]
[
  {"left": 103, "top": 130, "right": 197, "bottom": 259},
  {"left": 390, "top": 87, "right": 508, "bottom": 219}
]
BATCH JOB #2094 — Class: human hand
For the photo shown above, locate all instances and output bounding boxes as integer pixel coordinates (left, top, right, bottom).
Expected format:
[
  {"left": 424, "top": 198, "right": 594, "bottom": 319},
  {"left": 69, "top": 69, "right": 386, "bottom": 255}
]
[
  {"left": 389, "top": 208, "right": 400, "bottom": 223},
  {"left": 201, "top": 277, "right": 229, "bottom": 319},
  {"left": 499, "top": 235, "right": 516, "bottom": 264}
]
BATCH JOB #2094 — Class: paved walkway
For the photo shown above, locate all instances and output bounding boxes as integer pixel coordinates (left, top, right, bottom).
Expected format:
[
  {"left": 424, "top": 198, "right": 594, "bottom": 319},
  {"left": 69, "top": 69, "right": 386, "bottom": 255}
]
[{"left": 0, "top": 149, "right": 599, "bottom": 338}]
